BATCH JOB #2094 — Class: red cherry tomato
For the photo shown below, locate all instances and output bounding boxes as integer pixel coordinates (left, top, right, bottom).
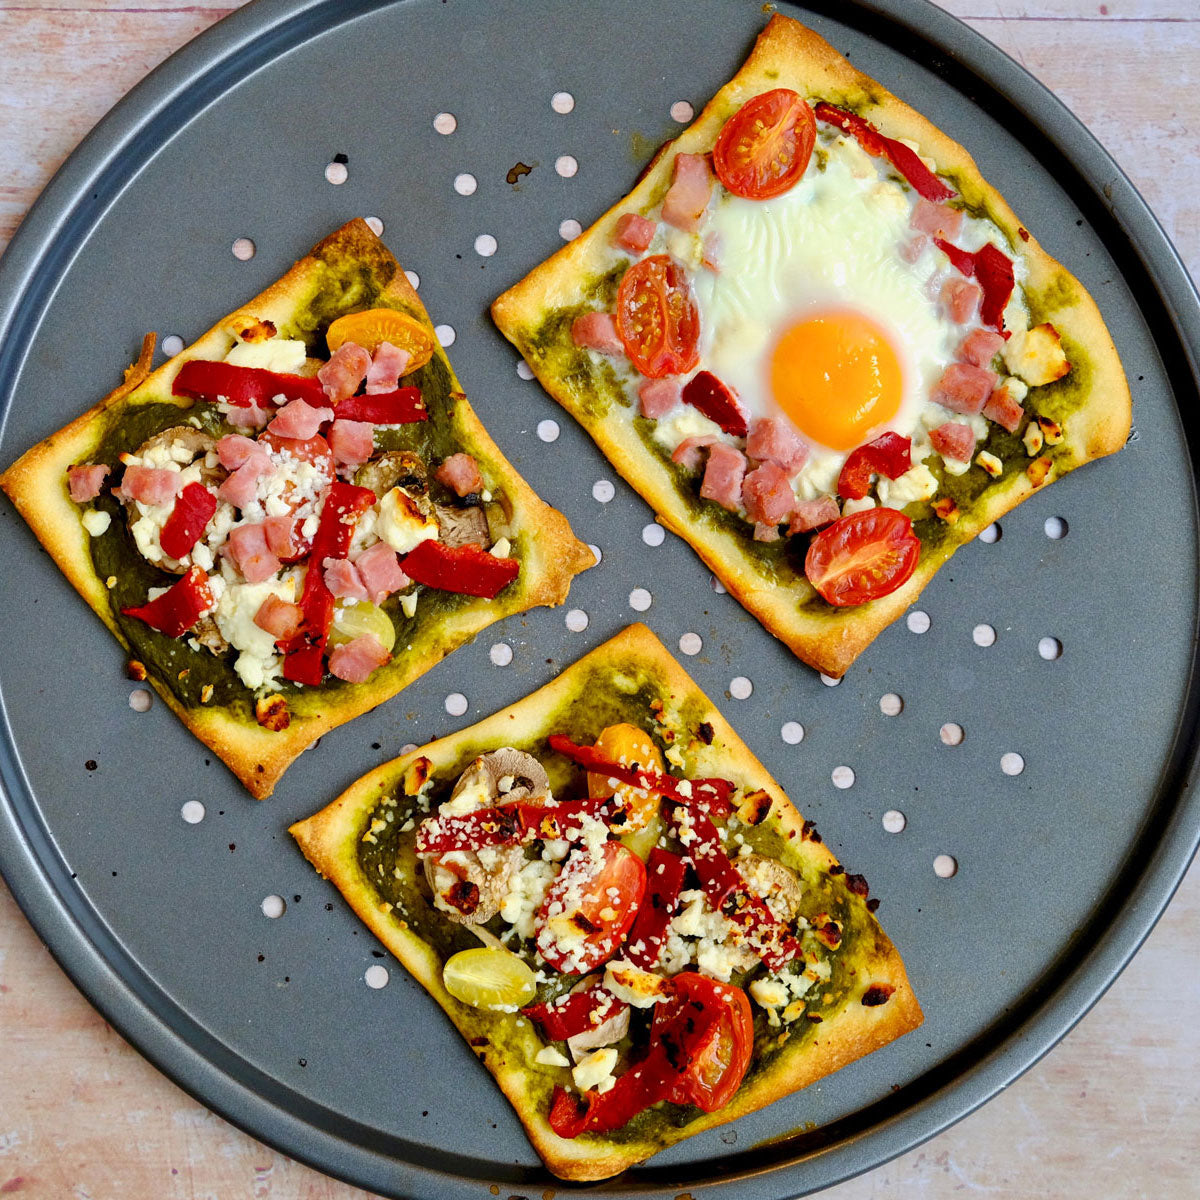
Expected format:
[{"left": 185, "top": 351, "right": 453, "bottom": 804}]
[
  {"left": 535, "top": 841, "right": 646, "bottom": 974},
  {"left": 713, "top": 88, "right": 816, "bottom": 200},
  {"left": 615, "top": 255, "right": 701, "bottom": 379},
  {"left": 804, "top": 507, "right": 921, "bottom": 607},
  {"left": 654, "top": 973, "right": 754, "bottom": 1112}
]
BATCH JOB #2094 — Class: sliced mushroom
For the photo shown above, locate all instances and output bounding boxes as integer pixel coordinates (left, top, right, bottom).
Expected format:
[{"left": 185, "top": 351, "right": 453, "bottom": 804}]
[
  {"left": 449, "top": 748, "right": 552, "bottom": 808},
  {"left": 738, "top": 853, "right": 804, "bottom": 923},
  {"left": 191, "top": 613, "right": 230, "bottom": 656},
  {"left": 354, "top": 450, "right": 426, "bottom": 498},
  {"left": 423, "top": 846, "right": 523, "bottom": 925},
  {"left": 434, "top": 502, "right": 490, "bottom": 549}
]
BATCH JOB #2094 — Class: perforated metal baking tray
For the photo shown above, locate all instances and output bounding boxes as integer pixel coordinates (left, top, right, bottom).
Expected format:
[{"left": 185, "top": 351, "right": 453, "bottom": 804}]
[{"left": 1, "top": 1, "right": 1198, "bottom": 1196}]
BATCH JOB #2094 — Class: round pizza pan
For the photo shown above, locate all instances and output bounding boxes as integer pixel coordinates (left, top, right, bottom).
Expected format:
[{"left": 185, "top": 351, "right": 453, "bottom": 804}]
[{"left": 0, "top": 0, "right": 1197, "bottom": 1196}]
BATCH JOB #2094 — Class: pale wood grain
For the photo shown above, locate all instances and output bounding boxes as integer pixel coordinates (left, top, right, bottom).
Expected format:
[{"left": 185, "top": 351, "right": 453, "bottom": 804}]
[{"left": 0, "top": 1, "right": 1198, "bottom": 1198}]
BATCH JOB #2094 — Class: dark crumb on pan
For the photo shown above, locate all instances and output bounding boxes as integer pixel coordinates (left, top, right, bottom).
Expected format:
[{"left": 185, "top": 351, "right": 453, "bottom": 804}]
[{"left": 85, "top": 760, "right": 98, "bottom": 771}]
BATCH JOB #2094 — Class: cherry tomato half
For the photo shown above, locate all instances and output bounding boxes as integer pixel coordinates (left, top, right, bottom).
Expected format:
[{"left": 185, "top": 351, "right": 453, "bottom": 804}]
[
  {"left": 535, "top": 841, "right": 646, "bottom": 974},
  {"left": 654, "top": 972, "right": 754, "bottom": 1112},
  {"left": 615, "top": 255, "right": 701, "bottom": 380},
  {"left": 713, "top": 88, "right": 816, "bottom": 200},
  {"left": 804, "top": 507, "right": 921, "bottom": 607},
  {"left": 587, "top": 723, "right": 664, "bottom": 833}
]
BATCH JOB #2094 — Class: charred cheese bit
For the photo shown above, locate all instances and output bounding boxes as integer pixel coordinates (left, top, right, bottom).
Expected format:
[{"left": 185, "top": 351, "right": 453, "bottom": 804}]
[
  {"left": 225, "top": 336, "right": 308, "bottom": 375},
  {"left": 931, "top": 497, "right": 959, "bottom": 524},
  {"left": 1037, "top": 415, "right": 1064, "bottom": 445},
  {"left": 1027, "top": 456, "right": 1053, "bottom": 488},
  {"left": 1002, "top": 322, "right": 1070, "bottom": 387},
  {"left": 975, "top": 450, "right": 1003, "bottom": 477},
  {"left": 403, "top": 756, "right": 433, "bottom": 795},
  {"left": 377, "top": 486, "right": 439, "bottom": 555},
  {"left": 255, "top": 694, "right": 290, "bottom": 732},
  {"left": 603, "top": 960, "right": 669, "bottom": 1008},
  {"left": 233, "top": 317, "right": 277, "bottom": 343},
  {"left": 1023, "top": 422, "right": 1045, "bottom": 456}
]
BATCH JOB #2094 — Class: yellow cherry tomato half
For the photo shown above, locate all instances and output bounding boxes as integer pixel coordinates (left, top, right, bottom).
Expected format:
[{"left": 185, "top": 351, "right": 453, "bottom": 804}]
[
  {"left": 328, "top": 600, "right": 396, "bottom": 654},
  {"left": 324, "top": 308, "right": 435, "bottom": 375},
  {"left": 443, "top": 946, "right": 537, "bottom": 1010},
  {"left": 587, "top": 723, "right": 664, "bottom": 833}
]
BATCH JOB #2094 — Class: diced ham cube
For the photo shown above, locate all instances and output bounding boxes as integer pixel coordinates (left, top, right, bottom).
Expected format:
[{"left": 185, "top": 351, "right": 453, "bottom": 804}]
[
  {"left": 353, "top": 540, "right": 410, "bottom": 604},
  {"left": 613, "top": 213, "right": 656, "bottom": 254},
  {"left": 318, "top": 341, "right": 372, "bottom": 403},
  {"left": 753, "top": 522, "right": 780, "bottom": 543},
  {"left": 741, "top": 461, "right": 797, "bottom": 525},
  {"left": 224, "top": 399, "right": 273, "bottom": 429},
  {"left": 930, "top": 421, "right": 976, "bottom": 462},
  {"left": 911, "top": 198, "right": 964, "bottom": 240},
  {"left": 217, "top": 456, "right": 270, "bottom": 509},
  {"left": 120, "top": 465, "right": 180, "bottom": 506},
  {"left": 932, "top": 362, "right": 997, "bottom": 416},
  {"left": 268, "top": 397, "right": 334, "bottom": 440},
  {"left": 323, "top": 556, "right": 368, "bottom": 601},
  {"left": 436, "top": 453, "right": 483, "bottom": 498},
  {"left": 571, "top": 312, "right": 624, "bottom": 356},
  {"left": 940, "top": 276, "right": 982, "bottom": 324},
  {"left": 262, "top": 514, "right": 298, "bottom": 558},
  {"left": 788, "top": 496, "right": 841, "bottom": 534},
  {"left": 661, "top": 153, "right": 713, "bottom": 233},
  {"left": 899, "top": 234, "right": 930, "bottom": 264},
  {"left": 671, "top": 435, "right": 717, "bottom": 473},
  {"left": 745, "top": 417, "right": 809, "bottom": 475},
  {"left": 958, "top": 328, "right": 1007, "bottom": 368},
  {"left": 365, "top": 341, "right": 411, "bottom": 394},
  {"left": 328, "top": 418, "right": 375, "bottom": 467},
  {"left": 226, "top": 523, "right": 281, "bottom": 584},
  {"left": 68, "top": 464, "right": 108, "bottom": 503},
  {"left": 216, "top": 434, "right": 265, "bottom": 471},
  {"left": 327, "top": 634, "right": 391, "bottom": 683},
  {"left": 253, "top": 594, "right": 303, "bottom": 640},
  {"left": 701, "top": 232, "right": 722, "bottom": 273},
  {"left": 983, "top": 386, "right": 1025, "bottom": 433},
  {"left": 699, "top": 443, "right": 746, "bottom": 512},
  {"left": 638, "top": 378, "right": 681, "bottom": 420}
]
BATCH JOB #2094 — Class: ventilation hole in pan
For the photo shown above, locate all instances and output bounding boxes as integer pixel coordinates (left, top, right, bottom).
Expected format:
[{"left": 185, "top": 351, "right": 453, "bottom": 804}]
[
  {"left": 1044, "top": 516, "right": 1068, "bottom": 540},
  {"left": 489, "top": 643, "right": 513, "bottom": 667},
  {"left": 517, "top": 360, "right": 534, "bottom": 380},
  {"left": 231, "top": 237, "right": 256, "bottom": 261},
  {"left": 536, "top": 419, "right": 560, "bottom": 443},
  {"left": 434, "top": 324, "right": 455, "bottom": 347},
  {"left": 364, "top": 216, "right": 384, "bottom": 236},
  {"left": 1038, "top": 636, "right": 1063, "bottom": 661},
  {"left": 592, "top": 480, "right": 615, "bottom": 503},
  {"left": 588, "top": 544, "right": 602, "bottom": 565},
  {"left": 433, "top": 111, "right": 457, "bottom": 135},
  {"left": 671, "top": 100, "right": 695, "bottom": 122},
  {"left": 161, "top": 334, "right": 184, "bottom": 357},
  {"left": 1001, "top": 752, "right": 1025, "bottom": 776},
  {"left": 261, "top": 894, "right": 286, "bottom": 919},
  {"left": 933, "top": 854, "right": 958, "bottom": 878},
  {"left": 629, "top": 588, "right": 652, "bottom": 613},
  {"left": 559, "top": 218, "right": 582, "bottom": 241},
  {"left": 882, "top": 809, "right": 906, "bottom": 833},
  {"left": 400, "top": 743, "right": 418, "bottom": 755},
  {"left": 978, "top": 522, "right": 1001, "bottom": 543},
  {"left": 972, "top": 623, "right": 996, "bottom": 647},
  {"left": 364, "top": 965, "right": 390, "bottom": 989},
  {"left": 831, "top": 765, "right": 855, "bottom": 789},
  {"left": 906, "top": 610, "right": 930, "bottom": 634},
  {"left": 781, "top": 721, "right": 804, "bottom": 745},
  {"left": 710, "top": 574, "right": 726, "bottom": 595},
  {"left": 820, "top": 673, "right": 841, "bottom": 688},
  {"left": 474, "top": 233, "right": 498, "bottom": 257},
  {"left": 729, "top": 676, "right": 753, "bottom": 700},
  {"left": 405, "top": 269, "right": 420, "bottom": 290},
  {"left": 678, "top": 632, "right": 702, "bottom": 656},
  {"left": 444, "top": 692, "right": 468, "bottom": 717},
  {"left": 453, "top": 172, "right": 477, "bottom": 196},
  {"left": 555, "top": 155, "right": 578, "bottom": 178},
  {"left": 879, "top": 693, "right": 903, "bottom": 716},
  {"left": 324, "top": 161, "right": 348, "bottom": 185},
  {"left": 641, "top": 524, "right": 664, "bottom": 547},
  {"left": 128, "top": 689, "right": 152, "bottom": 712},
  {"left": 565, "top": 608, "right": 589, "bottom": 633},
  {"left": 551, "top": 91, "right": 575, "bottom": 114},
  {"left": 939, "top": 722, "right": 964, "bottom": 746},
  {"left": 180, "top": 800, "right": 206, "bottom": 824}
]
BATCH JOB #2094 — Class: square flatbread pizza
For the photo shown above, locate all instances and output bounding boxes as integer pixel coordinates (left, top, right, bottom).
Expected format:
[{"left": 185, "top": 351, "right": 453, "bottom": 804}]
[
  {"left": 491, "top": 14, "right": 1131, "bottom": 677},
  {"left": 290, "top": 623, "right": 922, "bottom": 1180},
  {"left": 1, "top": 219, "right": 593, "bottom": 797}
]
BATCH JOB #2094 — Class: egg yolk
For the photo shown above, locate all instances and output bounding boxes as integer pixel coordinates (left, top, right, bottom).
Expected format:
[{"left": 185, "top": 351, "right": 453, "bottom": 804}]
[{"left": 769, "top": 309, "right": 903, "bottom": 451}]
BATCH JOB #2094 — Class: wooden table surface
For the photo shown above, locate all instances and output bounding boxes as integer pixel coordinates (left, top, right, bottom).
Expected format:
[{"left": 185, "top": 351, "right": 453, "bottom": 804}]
[{"left": 1, "top": 1, "right": 1197, "bottom": 1197}]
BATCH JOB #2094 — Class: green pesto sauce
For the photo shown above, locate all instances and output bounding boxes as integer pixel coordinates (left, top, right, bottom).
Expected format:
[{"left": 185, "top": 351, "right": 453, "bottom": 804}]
[
  {"left": 353, "top": 663, "right": 879, "bottom": 1151},
  {"left": 82, "top": 265, "right": 512, "bottom": 720}
]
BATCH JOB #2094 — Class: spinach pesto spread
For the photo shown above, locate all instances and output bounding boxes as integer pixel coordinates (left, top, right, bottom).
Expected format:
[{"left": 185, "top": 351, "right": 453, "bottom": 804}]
[{"left": 352, "top": 661, "right": 871, "bottom": 1149}]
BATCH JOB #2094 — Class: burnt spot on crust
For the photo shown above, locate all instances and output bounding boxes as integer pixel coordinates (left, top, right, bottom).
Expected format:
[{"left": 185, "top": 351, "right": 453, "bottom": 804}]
[
  {"left": 866, "top": 897, "right": 881, "bottom": 912},
  {"left": 126, "top": 659, "right": 148, "bottom": 681},
  {"left": 801, "top": 819, "right": 822, "bottom": 844},
  {"left": 696, "top": 721, "right": 715, "bottom": 745},
  {"left": 403, "top": 756, "right": 433, "bottom": 795},
  {"left": 255, "top": 695, "right": 290, "bottom": 732},
  {"left": 737, "top": 788, "right": 773, "bottom": 826},
  {"left": 1018, "top": 226, "right": 1030, "bottom": 242},
  {"left": 862, "top": 983, "right": 896, "bottom": 1007},
  {"left": 237, "top": 317, "right": 277, "bottom": 343},
  {"left": 844, "top": 872, "right": 870, "bottom": 897}
]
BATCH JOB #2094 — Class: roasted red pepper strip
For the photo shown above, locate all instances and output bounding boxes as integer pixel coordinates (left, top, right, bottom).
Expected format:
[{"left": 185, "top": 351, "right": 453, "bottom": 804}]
[
  {"left": 622, "top": 847, "right": 688, "bottom": 969},
  {"left": 172, "top": 359, "right": 327, "bottom": 408},
  {"left": 523, "top": 982, "right": 627, "bottom": 1042},
  {"left": 548, "top": 1058, "right": 672, "bottom": 1138},
  {"left": 158, "top": 482, "right": 217, "bottom": 560},
  {"left": 547, "top": 734, "right": 734, "bottom": 816},
  {"left": 333, "top": 387, "right": 427, "bottom": 424},
  {"left": 666, "top": 804, "right": 801, "bottom": 973},
  {"left": 837, "top": 432, "right": 912, "bottom": 500},
  {"left": 933, "top": 239, "right": 1016, "bottom": 333},
  {"left": 814, "top": 102, "right": 955, "bottom": 203},
  {"left": 414, "top": 795, "right": 620, "bottom": 856},
  {"left": 279, "top": 481, "right": 375, "bottom": 685},
  {"left": 122, "top": 567, "right": 214, "bottom": 638},
  {"left": 401, "top": 540, "right": 520, "bottom": 599},
  {"left": 681, "top": 370, "right": 748, "bottom": 437}
]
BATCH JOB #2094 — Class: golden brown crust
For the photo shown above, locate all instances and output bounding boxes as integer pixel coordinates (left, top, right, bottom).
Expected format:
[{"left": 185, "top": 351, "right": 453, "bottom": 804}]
[
  {"left": 291, "top": 624, "right": 922, "bottom": 1180},
  {"left": 491, "top": 15, "right": 1131, "bottom": 678},
  {"left": 1, "top": 219, "right": 593, "bottom": 798}
]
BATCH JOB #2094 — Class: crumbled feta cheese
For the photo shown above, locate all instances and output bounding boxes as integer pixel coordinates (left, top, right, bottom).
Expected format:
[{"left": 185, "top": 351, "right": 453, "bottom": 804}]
[
  {"left": 749, "top": 978, "right": 788, "bottom": 1010},
  {"left": 535, "top": 1046, "right": 571, "bottom": 1068},
  {"left": 377, "top": 486, "right": 438, "bottom": 554},
  {"left": 81, "top": 510, "right": 111, "bottom": 536},
  {"left": 603, "top": 961, "right": 668, "bottom": 1008},
  {"left": 876, "top": 463, "right": 938, "bottom": 508},
  {"left": 571, "top": 1047, "right": 618, "bottom": 1093},
  {"left": 224, "top": 337, "right": 308, "bottom": 375},
  {"left": 212, "top": 573, "right": 297, "bottom": 690}
]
